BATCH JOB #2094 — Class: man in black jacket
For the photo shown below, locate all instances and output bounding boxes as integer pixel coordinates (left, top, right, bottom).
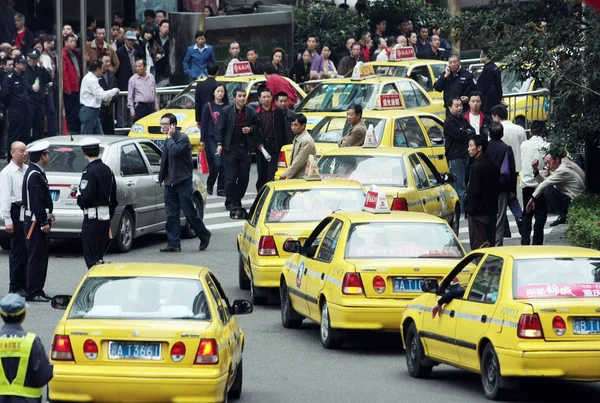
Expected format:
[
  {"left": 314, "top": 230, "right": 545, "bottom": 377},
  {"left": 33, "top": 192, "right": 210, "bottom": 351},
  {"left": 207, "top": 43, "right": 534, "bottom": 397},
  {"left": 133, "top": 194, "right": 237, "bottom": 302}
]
[
  {"left": 443, "top": 97, "right": 474, "bottom": 211},
  {"left": 477, "top": 50, "right": 502, "bottom": 116},
  {"left": 486, "top": 122, "right": 517, "bottom": 246},
  {"left": 158, "top": 113, "right": 211, "bottom": 252},
  {"left": 433, "top": 55, "right": 476, "bottom": 112},
  {"left": 25, "top": 52, "right": 52, "bottom": 142},
  {"left": 1, "top": 55, "right": 30, "bottom": 149},
  {"left": 98, "top": 52, "right": 119, "bottom": 134},
  {"left": 195, "top": 63, "right": 218, "bottom": 128},
  {"left": 216, "top": 88, "right": 263, "bottom": 210},
  {"left": 255, "top": 87, "right": 288, "bottom": 191},
  {"left": 465, "top": 135, "right": 500, "bottom": 251},
  {"left": 276, "top": 91, "right": 297, "bottom": 144}
]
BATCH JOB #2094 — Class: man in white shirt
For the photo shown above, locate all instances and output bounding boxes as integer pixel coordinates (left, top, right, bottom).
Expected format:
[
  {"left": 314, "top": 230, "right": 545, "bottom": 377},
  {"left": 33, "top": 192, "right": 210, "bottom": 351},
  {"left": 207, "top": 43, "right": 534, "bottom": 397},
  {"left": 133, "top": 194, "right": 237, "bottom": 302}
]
[
  {"left": 0, "top": 141, "right": 28, "bottom": 295},
  {"left": 520, "top": 121, "right": 549, "bottom": 245},
  {"left": 79, "top": 60, "right": 120, "bottom": 134}
]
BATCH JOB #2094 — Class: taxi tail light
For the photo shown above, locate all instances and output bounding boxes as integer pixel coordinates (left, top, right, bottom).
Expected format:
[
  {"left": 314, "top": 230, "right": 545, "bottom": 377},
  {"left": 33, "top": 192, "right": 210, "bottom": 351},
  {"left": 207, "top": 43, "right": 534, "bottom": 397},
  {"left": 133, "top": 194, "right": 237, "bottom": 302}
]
[
  {"left": 258, "top": 236, "right": 278, "bottom": 256},
  {"left": 552, "top": 316, "right": 566, "bottom": 336},
  {"left": 278, "top": 151, "right": 287, "bottom": 168},
  {"left": 51, "top": 335, "right": 74, "bottom": 361},
  {"left": 69, "top": 191, "right": 77, "bottom": 199},
  {"left": 170, "top": 341, "right": 186, "bottom": 362},
  {"left": 342, "top": 273, "right": 364, "bottom": 295},
  {"left": 83, "top": 339, "right": 98, "bottom": 360},
  {"left": 372, "top": 276, "right": 386, "bottom": 294},
  {"left": 195, "top": 339, "right": 219, "bottom": 364},
  {"left": 391, "top": 198, "right": 409, "bottom": 211},
  {"left": 517, "top": 314, "right": 544, "bottom": 339}
]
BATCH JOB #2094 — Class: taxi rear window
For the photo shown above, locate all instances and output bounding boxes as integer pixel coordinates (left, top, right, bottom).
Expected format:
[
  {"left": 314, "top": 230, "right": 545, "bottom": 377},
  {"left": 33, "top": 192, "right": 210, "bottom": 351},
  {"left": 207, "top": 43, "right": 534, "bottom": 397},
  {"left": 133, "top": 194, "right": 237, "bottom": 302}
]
[
  {"left": 374, "top": 65, "right": 408, "bottom": 78},
  {"left": 345, "top": 222, "right": 463, "bottom": 259},
  {"left": 68, "top": 276, "right": 211, "bottom": 320},
  {"left": 318, "top": 155, "right": 407, "bottom": 187},
  {"left": 265, "top": 188, "right": 365, "bottom": 223},
  {"left": 296, "top": 83, "right": 380, "bottom": 112},
  {"left": 513, "top": 258, "right": 600, "bottom": 298},
  {"left": 311, "top": 117, "right": 385, "bottom": 144},
  {"left": 45, "top": 145, "right": 105, "bottom": 173}
]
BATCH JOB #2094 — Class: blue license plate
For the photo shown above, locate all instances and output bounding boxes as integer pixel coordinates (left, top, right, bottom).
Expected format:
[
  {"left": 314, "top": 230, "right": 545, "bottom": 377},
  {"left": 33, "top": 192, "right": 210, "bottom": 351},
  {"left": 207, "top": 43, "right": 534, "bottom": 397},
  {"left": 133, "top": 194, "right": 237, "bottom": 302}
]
[
  {"left": 152, "top": 140, "right": 165, "bottom": 148},
  {"left": 50, "top": 190, "right": 59, "bottom": 201},
  {"left": 573, "top": 318, "right": 600, "bottom": 335},
  {"left": 108, "top": 342, "right": 162, "bottom": 360},
  {"left": 393, "top": 278, "right": 426, "bottom": 293}
]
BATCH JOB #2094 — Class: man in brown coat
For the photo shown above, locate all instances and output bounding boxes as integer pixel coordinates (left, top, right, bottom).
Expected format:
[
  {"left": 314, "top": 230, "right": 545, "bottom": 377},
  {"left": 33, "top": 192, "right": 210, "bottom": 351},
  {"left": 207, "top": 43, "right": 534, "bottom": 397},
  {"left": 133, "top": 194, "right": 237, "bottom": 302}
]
[
  {"left": 85, "top": 26, "right": 120, "bottom": 72},
  {"left": 280, "top": 114, "right": 317, "bottom": 180},
  {"left": 338, "top": 104, "right": 367, "bottom": 147}
]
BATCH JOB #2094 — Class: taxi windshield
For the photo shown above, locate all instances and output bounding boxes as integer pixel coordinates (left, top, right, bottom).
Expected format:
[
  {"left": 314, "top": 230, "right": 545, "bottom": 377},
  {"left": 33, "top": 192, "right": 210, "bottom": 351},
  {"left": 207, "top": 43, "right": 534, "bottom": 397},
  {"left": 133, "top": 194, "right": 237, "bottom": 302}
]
[
  {"left": 311, "top": 117, "right": 385, "bottom": 144},
  {"left": 265, "top": 188, "right": 365, "bottom": 223},
  {"left": 166, "top": 81, "right": 242, "bottom": 109},
  {"left": 318, "top": 155, "right": 407, "bottom": 187},
  {"left": 68, "top": 276, "right": 211, "bottom": 320},
  {"left": 45, "top": 145, "right": 105, "bottom": 173},
  {"left": 374, "top": 65, "right": 409, "bottom": 78},
  {"left": 345, "top": 222, "right": 463, "bottom": 259},
  {"left": 296, "top": 83, "right": 380, "bottom": 112},
  {"left": 513, "top": 258, "right": 600, "bottom": 299}
]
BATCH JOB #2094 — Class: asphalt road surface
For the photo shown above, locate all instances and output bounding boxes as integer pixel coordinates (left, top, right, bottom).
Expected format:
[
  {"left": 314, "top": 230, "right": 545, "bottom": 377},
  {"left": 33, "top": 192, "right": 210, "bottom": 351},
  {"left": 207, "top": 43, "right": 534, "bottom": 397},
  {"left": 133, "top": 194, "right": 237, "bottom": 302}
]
[{"left": 0, "top": 168, "right": 598, "bottom": 403}]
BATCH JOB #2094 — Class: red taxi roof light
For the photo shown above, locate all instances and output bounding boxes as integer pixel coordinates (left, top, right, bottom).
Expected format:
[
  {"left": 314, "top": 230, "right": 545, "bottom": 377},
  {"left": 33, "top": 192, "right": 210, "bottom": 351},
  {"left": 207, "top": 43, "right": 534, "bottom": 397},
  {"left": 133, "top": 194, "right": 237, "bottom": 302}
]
[
  {"left": 258, "top": 236, "right": 278, "bottom": 256},
  {"left": 552, "top": 316, "right": 566, "bottom": 336},
  {"left": 342, "top": 273, "right": 364, "bottom": 295},
  {"left": 51, "top": 335, "right": 74, "bottom": 361},
  {"left": 83, "top": 339, "right": 98, "bottom": 360},
  {"left": 391, "top": 197, "right": 408, "bottom": 211},
  {"left": 517, "top": 314, "right": 544, "bottom": 339},
  {"left": 195, "top": 339, "right": 219, "bottom": 364},
  {"left": 170, "top": 341, "right": 186, "bottom": 362},
  {"left": 373, "top": 276, "right": 386, "bottom": 294},
  {"left": 278, "top": 151, "right": 287, "bottom": 168}
]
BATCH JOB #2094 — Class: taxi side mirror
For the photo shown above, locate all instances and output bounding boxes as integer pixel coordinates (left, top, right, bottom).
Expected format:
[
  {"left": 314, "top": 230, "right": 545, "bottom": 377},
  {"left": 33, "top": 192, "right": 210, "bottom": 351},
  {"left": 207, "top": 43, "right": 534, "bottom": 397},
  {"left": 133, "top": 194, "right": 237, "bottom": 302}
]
[
  {"left": 230, "top": 208, "right": 249, "bottom": 220},
  {"left": 421, "top": 279, "right": 439, "bottom": 294},
  {"left": 441, "top": 172, "right": 456, "bottom": 184},
  {"left": 230, "top": 299, "right": 253, "bottom": 315},
  {"left": 431, "top": 137, "right": 444, "bottom": 145},
  {"left": 283, "top": 239, "right": 302, "bottom": 254},
  {"left": 51, "top": 295, "right": 72, "bottom": 310}
]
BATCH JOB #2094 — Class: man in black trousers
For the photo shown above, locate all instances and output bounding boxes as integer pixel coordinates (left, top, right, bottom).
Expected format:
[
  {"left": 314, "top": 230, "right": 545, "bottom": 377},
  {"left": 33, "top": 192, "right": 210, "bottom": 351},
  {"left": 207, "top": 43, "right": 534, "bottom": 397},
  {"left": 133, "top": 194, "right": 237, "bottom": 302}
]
[
  {"left": 98, "top": 52, "right": 119, "bottom": 134},
  {"left": 21, "top": 140, "right": 54, "bottom": 302}
]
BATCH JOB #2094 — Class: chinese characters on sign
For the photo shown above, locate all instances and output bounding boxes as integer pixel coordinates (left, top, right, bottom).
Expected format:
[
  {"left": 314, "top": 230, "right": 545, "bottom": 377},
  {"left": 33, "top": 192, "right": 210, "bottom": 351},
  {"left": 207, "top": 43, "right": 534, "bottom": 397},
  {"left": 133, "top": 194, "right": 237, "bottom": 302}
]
[
  {"left": 517, "top": 283, "right": 600, "bottom": 298},
  {"left": 380, "top": 94, "right": 403, "bottom": 108}
]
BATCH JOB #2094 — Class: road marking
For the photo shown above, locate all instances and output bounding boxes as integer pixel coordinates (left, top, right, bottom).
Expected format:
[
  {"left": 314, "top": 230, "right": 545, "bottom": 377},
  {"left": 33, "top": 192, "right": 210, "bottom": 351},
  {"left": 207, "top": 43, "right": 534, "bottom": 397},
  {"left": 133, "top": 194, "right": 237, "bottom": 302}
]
[
  {"left": 205, "top": 199, "right": 253, "bottom": 209},
  {"left": 458, "top": 215, "right": 557, "bottom": 234},
  {"left": 206, "top": 221, "right": 245, "bottom": 230},
  {"left": 460, "top": 228, "right": 553, "bottom": 243},
  {"left": 204, "top": 211, "right": 232, "bottom": 220},
  {"left": 206, "top": 192, "right": 256, "bottom": 201}
]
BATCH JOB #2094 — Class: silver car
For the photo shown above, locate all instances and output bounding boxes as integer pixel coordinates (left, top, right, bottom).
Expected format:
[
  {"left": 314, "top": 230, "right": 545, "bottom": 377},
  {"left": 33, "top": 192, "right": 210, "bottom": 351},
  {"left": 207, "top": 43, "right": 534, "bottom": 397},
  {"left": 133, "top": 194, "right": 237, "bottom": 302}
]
[{"left": 0, "top": 135, "right": 207, "bottom": 253}]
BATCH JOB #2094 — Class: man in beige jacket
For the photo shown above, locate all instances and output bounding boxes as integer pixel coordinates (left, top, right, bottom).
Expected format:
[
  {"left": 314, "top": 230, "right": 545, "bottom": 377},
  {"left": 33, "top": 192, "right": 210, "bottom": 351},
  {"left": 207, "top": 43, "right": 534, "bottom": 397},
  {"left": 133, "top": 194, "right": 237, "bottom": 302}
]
[
  {"left": 280, "top": 114, "right": 317, "bottom": 180},
  {"left": 85, "top": 26, "right": 120, "bottom": 72},
  {"left": 338, "top": 104, "right": 367, "bottom": 147}
]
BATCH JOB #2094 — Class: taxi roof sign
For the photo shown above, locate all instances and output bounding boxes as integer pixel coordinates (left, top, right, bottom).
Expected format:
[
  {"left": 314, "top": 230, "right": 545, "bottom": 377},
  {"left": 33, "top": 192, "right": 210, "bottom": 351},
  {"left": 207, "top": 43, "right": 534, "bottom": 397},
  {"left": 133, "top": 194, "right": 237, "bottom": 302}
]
[
  {"left": 351, "top": 62, "right": 376, "bottom": 81},
  {"left": 363, "top": 124, "right": 378, "bottom": 148},
  {"left": 303, "top": 155, "right": 321, "bottom": 181},
  {"left": 225, "top": 59, "right": 253, "bottom": 77},
  {"left": 389, "top": 45, "right": 417, "bottom": 61},
  {"left": 363, "top": 185, "right": 390, "bottom": 213}
]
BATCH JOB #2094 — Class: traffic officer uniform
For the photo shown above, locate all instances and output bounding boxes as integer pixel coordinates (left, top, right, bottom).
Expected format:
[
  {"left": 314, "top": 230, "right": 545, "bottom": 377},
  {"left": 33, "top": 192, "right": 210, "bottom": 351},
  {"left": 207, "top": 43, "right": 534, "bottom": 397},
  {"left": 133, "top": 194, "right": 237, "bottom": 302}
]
[
  {"left": 0, "top": 56, "right": 31, "bottom": 146},
  {"left": 77, "top": 138, "right": 118, "bottom": 269},
  {"left": 433, "top": 66, "right": 477, "bottom": 113},
  {"left": 0, "top": 293, "right": 53, "bottom": 402},
  {"left": 21, "top": 141, "right": 53, "bottom": 302},
  {"left": 24, "top": 52, "right": 52, "bottom": 143}
]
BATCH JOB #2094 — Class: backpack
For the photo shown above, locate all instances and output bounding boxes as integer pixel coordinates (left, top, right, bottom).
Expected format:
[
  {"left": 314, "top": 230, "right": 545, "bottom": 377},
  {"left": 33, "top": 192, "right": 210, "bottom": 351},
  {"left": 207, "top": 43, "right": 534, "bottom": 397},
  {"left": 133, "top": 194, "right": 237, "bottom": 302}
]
[{"left": 500, "top": 146, "right": 511, "bottom": 186}]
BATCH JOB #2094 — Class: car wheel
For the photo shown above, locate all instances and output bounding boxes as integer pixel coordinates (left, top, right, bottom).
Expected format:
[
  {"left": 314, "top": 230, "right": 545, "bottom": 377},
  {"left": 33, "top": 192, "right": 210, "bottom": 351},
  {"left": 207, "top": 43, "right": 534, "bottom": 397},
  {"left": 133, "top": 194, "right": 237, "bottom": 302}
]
[
  {"left": 238, "top": 254, "right": 250, "bottom": 290},
  {"left": 451, "top": 204, "right": 460, "bottom": 236},
  {"left": 250, "top": 279, "right": 268, "bottom": 306},
  {"left": 405, "top": 323, "right": 433, "bottom": 378},
  {"left": 183, "top": 194, "right": 204, "bottom": 239},
  {"left": 228, "top": 359, "right": 243, "bottom": 400},
  {"left": 481, "top": 343, "right": 509, "bottom": 400},
  {"left": 0, "top": 237, "right": 10, "bottom": 251},
  {"left": 515, "top": 116, "right": 527, "bottom": 129},
  {"left": 114, "top": 209, "right": 134, "bottom": 253},
  {"left": 280, "top": 283, "right": 303, "bottom": 329},
  {"left": 320, "top": 301, "right": 343, "bottom": 349}
]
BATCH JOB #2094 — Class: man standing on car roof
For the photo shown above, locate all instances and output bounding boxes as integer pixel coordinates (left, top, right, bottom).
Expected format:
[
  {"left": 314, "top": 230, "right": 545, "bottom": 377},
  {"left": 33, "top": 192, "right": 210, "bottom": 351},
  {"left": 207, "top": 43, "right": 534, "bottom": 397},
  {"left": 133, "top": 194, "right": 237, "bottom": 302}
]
[{"left": 77, "top": 137, "right": 118, "bottom": 269}]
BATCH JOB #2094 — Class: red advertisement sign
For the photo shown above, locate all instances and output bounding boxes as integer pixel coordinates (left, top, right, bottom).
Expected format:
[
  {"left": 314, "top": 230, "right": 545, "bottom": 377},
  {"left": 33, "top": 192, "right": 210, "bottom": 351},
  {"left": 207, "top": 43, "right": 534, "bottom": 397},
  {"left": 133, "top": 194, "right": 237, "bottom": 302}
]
[
  {"left": 233, "top": 61, "right": 252, "bottom": 75},
  {"left": 517, "top": 283, "right": 600, "bottom": 299},
  {"left": 364, "top": 191, "right": 379, "bottom": 210},
  {"left": 394, "top": 46, "right": 416, "bottom": 60},
  {"left": 380, "top": 94, "right": 403, "bottom": 108}
]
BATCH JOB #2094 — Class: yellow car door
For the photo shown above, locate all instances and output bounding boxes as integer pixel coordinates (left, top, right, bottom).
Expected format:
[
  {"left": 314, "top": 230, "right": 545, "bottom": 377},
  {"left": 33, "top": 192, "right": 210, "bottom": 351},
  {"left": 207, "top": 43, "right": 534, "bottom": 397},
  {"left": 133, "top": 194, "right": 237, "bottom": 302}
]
[
  {"left": 416, "top": 152, "right": 454, "bottom": 222},
  {"left": 241, "top": 187, "right": 271, "bottom": 282},
  {"left": 455, "top": 254, "right": 505, "bottom": 370},
  {"left": 418, "top": 115, "right": 448, "bottom": 172},
  {"left": 407, "top": 153, "right": 442, "bottom": 218},
  {"left": 205, "top": 274, "right": 234, "bottom": 367}
]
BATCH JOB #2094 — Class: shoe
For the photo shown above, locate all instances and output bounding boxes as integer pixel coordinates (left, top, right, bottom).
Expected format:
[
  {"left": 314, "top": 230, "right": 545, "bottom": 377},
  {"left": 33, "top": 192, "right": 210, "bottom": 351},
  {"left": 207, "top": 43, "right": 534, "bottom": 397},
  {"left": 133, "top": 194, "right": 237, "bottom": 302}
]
[
  {"left": 160, "top": 246, "right": 182, "bottom": 252},
  {"left": 550, "top": 216, "right": 567, "bottom": 227},
  {"left": 207, "top": 187, "right": 213, "bottom": 196},
  {"left": 217, "top": 190, "right": 226, "bottom": 197},
  {"left": 10, "top": 289, "right": 26, "bottom": 297},
  {"left": 40, "top": 292, "right": 52, "bottom": 300},
  {"left": 199, "top": 232, "right": 211, "bottom": 251},
  {"left": 225, "top": 203, "right": 234, "bottom": 211},
  {"left": 27, "top": 295, "right": 49, "bottom": 302},
  {"left": 234, "top": 200, "right": 242, "bottom": 209}
]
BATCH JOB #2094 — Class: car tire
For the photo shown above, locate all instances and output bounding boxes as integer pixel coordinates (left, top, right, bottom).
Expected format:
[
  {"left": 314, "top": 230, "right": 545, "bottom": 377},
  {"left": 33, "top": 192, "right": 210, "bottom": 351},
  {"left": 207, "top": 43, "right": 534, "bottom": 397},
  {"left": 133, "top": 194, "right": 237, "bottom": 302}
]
[
  {"left": 405, "top": 323, "right": 433, "bottom": 378},
  {"left": 451, "top": 204, "right": 460, "bottom": 236},
  {"left": 320, "top": 301, "right": 343, "bottom": 349},
  {"left": 238, "top": 254, "right": 251, "bottom": 290},
  {"left": 280, "top": 283, "right": 303, "bottom": 329},
  {"left": 182, "top": 194, "right": 204, "bottom": 239},
  {"left": 481, "top": 343, "right": 509, "bottom": 400},
  {"left": 114, "top": 209, "right": 134, "bottom": 253},
  {"left": 250, "top": 278, "right": 268, "bottom": 306},
  {"left": 228, "top": 359, "right": 243, "bottom": 400},
  {"left": 0, "top": 237, "right": 10, "bottom": 251},
  {"left": 515, "top": 116, "right": 527, "bottom": 129}
]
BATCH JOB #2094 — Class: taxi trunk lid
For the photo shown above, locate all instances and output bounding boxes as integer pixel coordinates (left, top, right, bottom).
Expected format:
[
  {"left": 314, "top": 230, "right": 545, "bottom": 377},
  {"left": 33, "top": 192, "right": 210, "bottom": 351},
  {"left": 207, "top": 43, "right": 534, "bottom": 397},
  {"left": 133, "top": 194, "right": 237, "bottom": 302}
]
[
  {"left": 63, "top": 319, "right": 210, "bottom": 366},
  {"left": 525, "top": 299, "right": 600, "bottom": 342},
  {"left": 348, "top": 258, "right": 464, "bottom": 299},
  {"left": 264, "top": 222, "right": 320, "bottom": 258}
]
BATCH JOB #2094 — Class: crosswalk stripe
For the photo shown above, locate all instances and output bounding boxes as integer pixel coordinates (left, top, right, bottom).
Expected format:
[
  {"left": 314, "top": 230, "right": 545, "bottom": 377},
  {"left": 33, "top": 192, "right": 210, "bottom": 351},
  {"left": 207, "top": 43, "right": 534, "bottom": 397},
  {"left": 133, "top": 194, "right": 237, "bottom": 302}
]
[
  {"left": 205, "top": 199, "right": 253, "bottom": 209},
  {"left": 206, "top": 221, "right": 245, "bottom": 230},
  {"left": 204, "top": 211, "right": 231, "bottom": 220},
  {"left": 206, "top": 192, "right": 256, "bottom": 201},
  {"left": 459, "top": 228, "right": 553, "bottom": 243}
]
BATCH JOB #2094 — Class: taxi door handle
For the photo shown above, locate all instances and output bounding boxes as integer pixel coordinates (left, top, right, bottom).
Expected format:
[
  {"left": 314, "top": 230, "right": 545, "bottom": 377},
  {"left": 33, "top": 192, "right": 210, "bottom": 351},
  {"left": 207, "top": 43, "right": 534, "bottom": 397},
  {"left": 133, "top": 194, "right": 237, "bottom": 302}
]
[
  {"left": 481, "top": 315, "right": 488, "bottom": 323},
  {"left": 422, "top": 199, "right": 426, "bottom": 205},
  {"left": 438, "top": 155, "right": 444, "bottom": 159},
  {"left": 126, "top": 181, "right": 135, "bottom": 186},
  {"left": 320, "top": 273, "right": 325, "bottom": 280},
  {"left": 449, "top": 310, "right": 455, "bottom": 318},
  {"left": 303, "top": 268, "right": 307, "bottom": 275}
]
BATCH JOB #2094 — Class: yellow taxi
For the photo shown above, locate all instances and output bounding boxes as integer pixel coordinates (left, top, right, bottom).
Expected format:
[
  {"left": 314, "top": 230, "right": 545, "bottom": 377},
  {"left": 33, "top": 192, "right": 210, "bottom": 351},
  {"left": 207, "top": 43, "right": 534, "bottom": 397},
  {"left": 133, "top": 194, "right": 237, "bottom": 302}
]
[
  {"left": 48, "top": 263, "right": 252, "bottom": 403},
  {"left": 230, "top": 171, "right": 366, "bottom": 305},
  {"left": 276, "top": 109, "right": 448, "bottom": 178},
  {"left": 316, "top": 145, "right": 459, "bottom": 233},
  {"left": 295, "top": 63, "right": 445, "bottom": 131},
  {"left": 129, "top": 63, "right": 306, "bottom": 154},
  {"left": 279, "top": 186, "right": 467, "bottom": 349},
  {"left": 401, "top": 246, "right": 600, "bottom": 400}
]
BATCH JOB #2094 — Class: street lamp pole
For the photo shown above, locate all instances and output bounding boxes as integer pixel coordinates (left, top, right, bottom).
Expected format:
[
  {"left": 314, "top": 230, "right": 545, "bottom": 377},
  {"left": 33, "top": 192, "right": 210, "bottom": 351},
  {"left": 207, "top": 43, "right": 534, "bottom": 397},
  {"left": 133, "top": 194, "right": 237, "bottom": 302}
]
[
  {"left": 56, "top": 0, "right": 64, "bottom": 136},
  {"left": 80, "top": 0, "right": 87, "bottom": 77}
]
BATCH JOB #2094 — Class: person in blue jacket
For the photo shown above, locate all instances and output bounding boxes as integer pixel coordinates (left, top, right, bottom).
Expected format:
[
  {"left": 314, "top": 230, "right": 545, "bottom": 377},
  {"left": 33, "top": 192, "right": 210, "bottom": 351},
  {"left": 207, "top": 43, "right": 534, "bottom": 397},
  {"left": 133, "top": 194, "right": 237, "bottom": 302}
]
[
  {"left": 201, "top": 84, "right": 229, "bottom": 196},
  {"left": 183, "top": 31, "right": 216, "bottom": 82}
]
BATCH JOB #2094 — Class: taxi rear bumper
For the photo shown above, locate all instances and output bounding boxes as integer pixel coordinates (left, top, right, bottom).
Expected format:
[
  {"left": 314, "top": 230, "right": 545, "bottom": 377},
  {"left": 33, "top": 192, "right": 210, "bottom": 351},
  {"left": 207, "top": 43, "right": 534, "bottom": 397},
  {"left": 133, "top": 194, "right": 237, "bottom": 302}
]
[
  {"left": 251, "top": 261, "right": 286, "bottom": 289},
  {"left": 496, "top": 347, "right": 600, "bottom": 380},
  {"left": 327, "top": 300, "right": 407, "bottom": 331}
]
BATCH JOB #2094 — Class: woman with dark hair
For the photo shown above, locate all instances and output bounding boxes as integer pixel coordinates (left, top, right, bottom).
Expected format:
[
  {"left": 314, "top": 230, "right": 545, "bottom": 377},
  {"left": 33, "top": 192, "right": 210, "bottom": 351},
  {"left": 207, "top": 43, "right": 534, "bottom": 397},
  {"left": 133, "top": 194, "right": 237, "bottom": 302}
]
[
  {"left": 201, "top": 84, "right": 229, "bottom": 196},
  {"left": 202, "top": 5, "right": 215, "bottom": 17},
  {"left": 319, "top": 44, "right": 339, "bottom": 78},
  {"left": 290, "top": 48, "right": 311, "bottom": 85},
  {"left": 266, "top": 47, "right": 286, "bottom": 76}
]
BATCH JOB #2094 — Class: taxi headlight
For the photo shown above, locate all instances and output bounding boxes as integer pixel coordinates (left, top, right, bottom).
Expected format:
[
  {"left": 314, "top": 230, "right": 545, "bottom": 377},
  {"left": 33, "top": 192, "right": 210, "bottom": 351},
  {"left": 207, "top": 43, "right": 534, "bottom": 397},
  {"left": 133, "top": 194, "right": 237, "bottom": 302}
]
[
  {"left": 130, "top": 123, "right": 144, "bottom": 133},
  {"left": 185, "top": 126, "right": 201, "bottom": 135}
]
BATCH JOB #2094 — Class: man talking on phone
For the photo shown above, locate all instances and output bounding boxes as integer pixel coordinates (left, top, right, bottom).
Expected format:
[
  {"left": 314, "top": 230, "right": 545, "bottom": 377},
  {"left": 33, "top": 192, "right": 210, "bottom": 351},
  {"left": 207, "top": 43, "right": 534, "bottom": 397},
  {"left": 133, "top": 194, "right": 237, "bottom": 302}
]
[
  {"left": 158, "top": 113, "right": 211, "bottom": 252},
  {"left": 433, "top": 54, "right": 476, "bottom": 114}
]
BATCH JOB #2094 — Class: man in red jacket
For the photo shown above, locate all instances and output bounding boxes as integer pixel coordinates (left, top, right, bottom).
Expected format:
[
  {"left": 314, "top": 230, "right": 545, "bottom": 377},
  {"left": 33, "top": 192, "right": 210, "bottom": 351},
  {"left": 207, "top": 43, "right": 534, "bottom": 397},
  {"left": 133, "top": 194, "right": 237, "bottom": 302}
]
[
  {"left": 62, "top": 34, "right": 82, "bottom": 133},
  {"left": 264, "top": 64, "right": 298, "bottom": 107}
]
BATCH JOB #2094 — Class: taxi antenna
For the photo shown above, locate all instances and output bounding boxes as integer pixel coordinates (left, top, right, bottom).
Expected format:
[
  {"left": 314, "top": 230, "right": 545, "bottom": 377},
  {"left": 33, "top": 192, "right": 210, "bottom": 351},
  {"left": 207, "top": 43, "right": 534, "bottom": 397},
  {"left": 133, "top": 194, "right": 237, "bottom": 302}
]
[{"left": 332, "top": 182, "right": 353, "bottom": 213}]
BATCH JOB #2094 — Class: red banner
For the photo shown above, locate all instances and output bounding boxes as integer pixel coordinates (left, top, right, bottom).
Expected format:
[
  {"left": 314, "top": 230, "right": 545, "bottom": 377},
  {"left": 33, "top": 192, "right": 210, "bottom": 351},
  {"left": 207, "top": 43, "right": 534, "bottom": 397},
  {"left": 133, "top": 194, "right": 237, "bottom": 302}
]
[{"left": 517, "top": 283, "right": 600, "bottom": 299}]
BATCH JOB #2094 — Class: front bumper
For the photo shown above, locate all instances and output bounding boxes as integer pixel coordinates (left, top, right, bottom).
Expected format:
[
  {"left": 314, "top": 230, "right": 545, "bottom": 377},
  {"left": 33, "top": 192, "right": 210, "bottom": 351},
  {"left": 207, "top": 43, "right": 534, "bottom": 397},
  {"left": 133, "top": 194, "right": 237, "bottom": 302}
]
[{"left": 327, "top": 300, "right": 407, "bottom": 331}]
